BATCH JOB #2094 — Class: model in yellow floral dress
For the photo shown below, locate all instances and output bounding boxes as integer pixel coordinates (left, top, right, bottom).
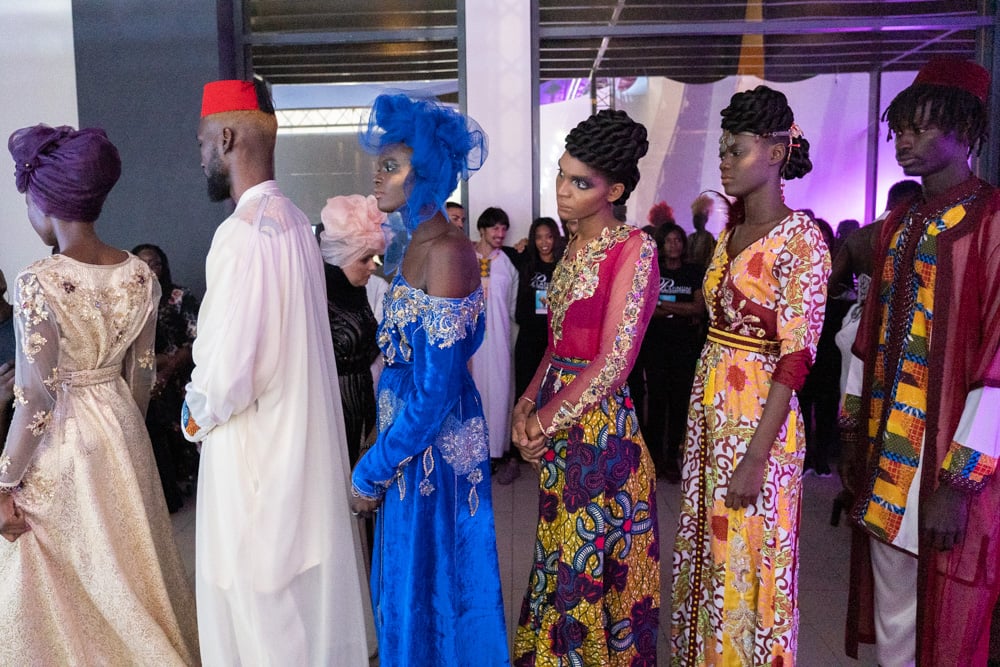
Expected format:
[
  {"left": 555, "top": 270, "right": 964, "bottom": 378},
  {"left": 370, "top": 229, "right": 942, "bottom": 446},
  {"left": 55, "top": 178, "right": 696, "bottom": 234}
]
[{"left": 671, "top": 210, "right": 829, "bottom": 665}]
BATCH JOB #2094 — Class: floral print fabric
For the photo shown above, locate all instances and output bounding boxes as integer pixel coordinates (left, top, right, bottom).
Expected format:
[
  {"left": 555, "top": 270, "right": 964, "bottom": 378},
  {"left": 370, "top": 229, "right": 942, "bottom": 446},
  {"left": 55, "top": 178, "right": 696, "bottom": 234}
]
[
  {"left": 0, "top": 254, "right": 198, "bottom": 664},
  {"left": 515, "top": 225, "right": 661, "bottom": 666},
  {"left": 514, "top": 358, "right": 660, "bottom": 667},
  {"left": 671, "top": 212, "right": 829, "bottom": 667}
]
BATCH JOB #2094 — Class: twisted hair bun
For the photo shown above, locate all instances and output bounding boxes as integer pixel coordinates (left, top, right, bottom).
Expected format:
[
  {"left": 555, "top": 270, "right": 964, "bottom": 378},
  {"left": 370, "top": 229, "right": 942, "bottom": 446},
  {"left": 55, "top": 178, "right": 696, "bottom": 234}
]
[
  {"left": 565, "top": 109, "right": 648, "bottom": 204},
  {"left": 720, "top": 85, "right": 812, "bottom": 180}
]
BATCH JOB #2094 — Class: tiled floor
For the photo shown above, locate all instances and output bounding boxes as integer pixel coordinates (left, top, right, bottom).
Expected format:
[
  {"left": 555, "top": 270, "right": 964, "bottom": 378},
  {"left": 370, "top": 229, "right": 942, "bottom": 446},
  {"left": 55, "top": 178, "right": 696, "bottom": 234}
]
[{"left": 171, "top": 466, "right": 879, "bottom": 665}]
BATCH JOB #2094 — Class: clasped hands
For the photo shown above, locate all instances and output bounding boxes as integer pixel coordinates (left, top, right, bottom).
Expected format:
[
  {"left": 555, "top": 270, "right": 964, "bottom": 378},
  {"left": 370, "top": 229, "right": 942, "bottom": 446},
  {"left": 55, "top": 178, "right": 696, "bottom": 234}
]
[
  {"left": 349, "top": 493, "right": 381, "bottom": 520},
  {"left": 511, "top": 398, "right": 547, "bottom": 469}
]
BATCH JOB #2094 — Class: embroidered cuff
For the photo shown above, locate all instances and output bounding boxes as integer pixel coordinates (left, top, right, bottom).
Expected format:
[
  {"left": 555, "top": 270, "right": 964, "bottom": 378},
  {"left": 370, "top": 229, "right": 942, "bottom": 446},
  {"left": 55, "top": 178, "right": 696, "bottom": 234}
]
[
  {"left": 939, "top": 443, "right": 996, "bottom": 493},
  {"left": 350, "top": 483, "right": 383, "bottom": 502},
  {"left": 545, "top": 400, "right": 577, "bottom": 436},
  {"left": 180, "top": 401, "right": 203, "bottom": 442}
]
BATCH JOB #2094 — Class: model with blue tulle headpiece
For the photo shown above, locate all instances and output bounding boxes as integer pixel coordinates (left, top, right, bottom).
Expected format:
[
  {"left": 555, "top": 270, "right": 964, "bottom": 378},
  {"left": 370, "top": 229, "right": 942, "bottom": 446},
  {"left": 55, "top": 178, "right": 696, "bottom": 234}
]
[
  {"left": 359, "top": 94, "right": 487, "bottom": 272},
  {"left": 349, "top": 94, "right": 508, "bottom": 665}
]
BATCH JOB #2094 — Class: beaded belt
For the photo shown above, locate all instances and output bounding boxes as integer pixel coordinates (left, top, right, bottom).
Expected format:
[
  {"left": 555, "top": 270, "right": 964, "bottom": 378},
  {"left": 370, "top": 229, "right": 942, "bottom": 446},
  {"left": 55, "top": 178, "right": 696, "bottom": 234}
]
[
  {"left": 706, "top": 326, "right": 781, "bottom": 356},
  {"left": 548, "top": 354, "right": 588, "bottom": 372}
]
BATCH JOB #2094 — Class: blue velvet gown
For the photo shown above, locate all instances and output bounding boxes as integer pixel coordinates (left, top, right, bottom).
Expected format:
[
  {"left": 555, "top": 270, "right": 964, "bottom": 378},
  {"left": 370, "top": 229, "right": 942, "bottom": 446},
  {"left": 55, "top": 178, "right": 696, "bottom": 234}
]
[{"left": 352, "top": 274, "right": 509, "bottom": 666}]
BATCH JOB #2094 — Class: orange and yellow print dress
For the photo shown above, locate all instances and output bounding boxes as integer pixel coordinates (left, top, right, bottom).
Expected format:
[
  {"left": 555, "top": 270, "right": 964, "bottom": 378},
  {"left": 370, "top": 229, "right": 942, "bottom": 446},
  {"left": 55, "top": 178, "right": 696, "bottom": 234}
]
[{"left": 671, "top": 211, "right": 829, "bottom": 666}]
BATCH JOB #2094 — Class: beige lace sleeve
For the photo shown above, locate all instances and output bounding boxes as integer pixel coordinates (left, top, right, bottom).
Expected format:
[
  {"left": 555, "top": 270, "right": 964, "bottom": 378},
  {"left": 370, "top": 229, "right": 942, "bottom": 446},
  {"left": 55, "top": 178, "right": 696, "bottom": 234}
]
[
  {"left": 0, "top": 272, "right": 59, "bottom": 489},
  {"left": 123, "top": 275, "right": 159, "bottom": 418}
]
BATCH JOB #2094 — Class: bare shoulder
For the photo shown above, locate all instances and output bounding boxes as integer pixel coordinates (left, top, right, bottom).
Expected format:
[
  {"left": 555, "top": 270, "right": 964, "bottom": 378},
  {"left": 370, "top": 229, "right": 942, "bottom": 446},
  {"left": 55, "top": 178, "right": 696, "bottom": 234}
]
[{"left": 425, "top": 229, "right": 480, "bottom": 299}]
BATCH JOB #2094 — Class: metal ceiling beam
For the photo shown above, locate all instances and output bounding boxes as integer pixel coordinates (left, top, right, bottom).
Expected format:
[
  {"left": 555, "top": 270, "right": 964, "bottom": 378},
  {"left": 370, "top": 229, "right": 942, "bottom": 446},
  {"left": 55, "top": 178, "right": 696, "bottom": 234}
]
[
  {"left": 538, "top": 15, "right": 994, "bottom": 39},
  {"left": 245, "top": 13, "right": 989, "bottom": 48},
  {"left": 248, "top": 26, "right": 458, "bottom": 46},
  {"left": 588, "top": 0, "right": 627, "bottom": 81}
]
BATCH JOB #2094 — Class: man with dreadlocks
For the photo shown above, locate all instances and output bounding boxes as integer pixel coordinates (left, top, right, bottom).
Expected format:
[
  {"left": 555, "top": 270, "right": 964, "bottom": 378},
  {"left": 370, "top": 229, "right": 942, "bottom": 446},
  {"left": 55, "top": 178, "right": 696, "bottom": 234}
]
[{"left": 841, "top": 59, "right": 1000, "bottom": 666}]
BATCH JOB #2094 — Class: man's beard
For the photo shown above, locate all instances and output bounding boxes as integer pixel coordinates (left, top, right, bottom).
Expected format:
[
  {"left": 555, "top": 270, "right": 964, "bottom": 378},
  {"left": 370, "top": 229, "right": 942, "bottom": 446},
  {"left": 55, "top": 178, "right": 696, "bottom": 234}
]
[{"left": 205, "top": 157, "right": 231, "bottom": 202}]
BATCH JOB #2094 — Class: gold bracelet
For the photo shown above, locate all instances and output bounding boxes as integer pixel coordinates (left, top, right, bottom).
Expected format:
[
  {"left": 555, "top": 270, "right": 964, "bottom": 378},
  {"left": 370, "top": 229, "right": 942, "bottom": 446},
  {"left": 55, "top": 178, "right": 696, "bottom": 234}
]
[
  {"left": 535, "top": 412, "right": 547, "bottom": 438},
  {"left": 518, "top": 395, "right": 536, "bottom": 406}
]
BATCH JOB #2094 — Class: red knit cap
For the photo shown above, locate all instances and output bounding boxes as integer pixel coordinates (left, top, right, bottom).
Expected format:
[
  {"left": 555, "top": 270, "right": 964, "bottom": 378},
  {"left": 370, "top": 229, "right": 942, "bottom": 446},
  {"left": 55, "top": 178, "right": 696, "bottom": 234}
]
[
  {"left": 913, "top": 58, "right": 990, "bottom": 103},
  {"left": 201, "top": 80, "right": 260, "bottom": 117}
]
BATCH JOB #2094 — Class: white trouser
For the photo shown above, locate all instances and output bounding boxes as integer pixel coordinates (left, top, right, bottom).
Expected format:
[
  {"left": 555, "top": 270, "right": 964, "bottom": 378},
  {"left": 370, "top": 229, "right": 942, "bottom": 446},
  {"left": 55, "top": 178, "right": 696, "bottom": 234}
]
[{"left": 870, "top": 539, "right": 917, "bottom": 667}]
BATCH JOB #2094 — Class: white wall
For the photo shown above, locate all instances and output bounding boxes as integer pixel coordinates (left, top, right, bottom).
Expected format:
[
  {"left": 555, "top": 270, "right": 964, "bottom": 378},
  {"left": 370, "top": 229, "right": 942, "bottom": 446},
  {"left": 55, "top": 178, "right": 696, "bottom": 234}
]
[{"left": 0, "top": 1, "right": 78, "bottom": 284}]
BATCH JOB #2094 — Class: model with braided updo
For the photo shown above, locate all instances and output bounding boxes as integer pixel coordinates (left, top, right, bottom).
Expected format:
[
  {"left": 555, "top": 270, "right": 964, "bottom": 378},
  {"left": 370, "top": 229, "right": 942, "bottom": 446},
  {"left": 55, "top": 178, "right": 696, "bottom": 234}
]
[
  {"left": 512, "top": 109, "right": 661, "bottom": 665},
  {"left": 671, "top": 85, "right": 830, "bottom": 666}
]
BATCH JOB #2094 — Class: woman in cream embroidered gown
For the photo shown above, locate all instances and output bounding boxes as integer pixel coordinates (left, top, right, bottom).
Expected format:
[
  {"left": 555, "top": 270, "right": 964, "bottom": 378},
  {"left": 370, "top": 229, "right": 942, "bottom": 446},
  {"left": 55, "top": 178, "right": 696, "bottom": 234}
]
[{"left": 0, "top": 124, "right": 198, "bottom": 665}]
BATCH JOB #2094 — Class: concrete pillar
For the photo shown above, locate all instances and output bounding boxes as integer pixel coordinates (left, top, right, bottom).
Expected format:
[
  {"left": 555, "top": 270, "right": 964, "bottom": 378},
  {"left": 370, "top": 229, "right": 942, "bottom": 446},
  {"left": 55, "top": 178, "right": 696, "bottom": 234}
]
[{"left": 464, "top": 0, "right": 534, "bottom": 242}]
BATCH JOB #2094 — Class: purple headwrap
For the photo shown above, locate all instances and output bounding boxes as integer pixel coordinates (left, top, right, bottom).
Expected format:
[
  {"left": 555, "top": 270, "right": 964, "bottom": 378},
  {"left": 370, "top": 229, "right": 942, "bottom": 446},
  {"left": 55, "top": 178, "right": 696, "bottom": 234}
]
[{"left": 8, "top": 124, "right": 122, "bottom": 223}]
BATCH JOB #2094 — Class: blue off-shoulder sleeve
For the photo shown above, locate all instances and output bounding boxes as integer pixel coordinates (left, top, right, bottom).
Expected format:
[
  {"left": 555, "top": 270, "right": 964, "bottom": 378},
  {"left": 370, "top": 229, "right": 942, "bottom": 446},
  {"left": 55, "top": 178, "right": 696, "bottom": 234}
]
[{"left": 352, "top": 285, "right": 484, "bottom": 499}]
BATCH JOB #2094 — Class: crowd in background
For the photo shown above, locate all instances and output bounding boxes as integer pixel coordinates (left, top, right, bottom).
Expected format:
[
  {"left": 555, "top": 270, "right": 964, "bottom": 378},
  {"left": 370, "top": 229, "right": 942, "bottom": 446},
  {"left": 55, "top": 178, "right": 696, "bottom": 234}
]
[{"left": 1, "top": 55, "right": 998, "bottom": 667}]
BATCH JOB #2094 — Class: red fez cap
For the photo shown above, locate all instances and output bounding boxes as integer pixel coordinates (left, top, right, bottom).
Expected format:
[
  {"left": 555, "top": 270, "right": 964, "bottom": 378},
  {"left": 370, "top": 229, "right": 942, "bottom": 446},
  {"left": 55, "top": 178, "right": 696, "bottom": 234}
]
[
  {"left": 913, "top": 58, "right": 990, "bottom": 104},
  {"left": 201, "top": 80, "right": 260, "bottom": 117}
]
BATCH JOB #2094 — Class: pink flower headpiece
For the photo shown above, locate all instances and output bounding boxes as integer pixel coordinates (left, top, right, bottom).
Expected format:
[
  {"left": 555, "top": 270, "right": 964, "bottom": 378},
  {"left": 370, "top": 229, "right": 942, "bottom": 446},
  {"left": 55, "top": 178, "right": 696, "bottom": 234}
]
[{"left": 319, "top": 194, "right": 388, "bottom": 267}]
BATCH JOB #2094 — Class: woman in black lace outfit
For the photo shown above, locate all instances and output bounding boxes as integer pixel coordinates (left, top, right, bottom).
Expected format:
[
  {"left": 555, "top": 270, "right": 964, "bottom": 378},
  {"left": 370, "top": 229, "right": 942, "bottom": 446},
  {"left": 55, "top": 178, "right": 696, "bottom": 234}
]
[
  {"left": 318, "top": 194, "right": 386, "bottom": 464},
  {"left": 132, "top": 243, "right": 200, "bottom": 512}
]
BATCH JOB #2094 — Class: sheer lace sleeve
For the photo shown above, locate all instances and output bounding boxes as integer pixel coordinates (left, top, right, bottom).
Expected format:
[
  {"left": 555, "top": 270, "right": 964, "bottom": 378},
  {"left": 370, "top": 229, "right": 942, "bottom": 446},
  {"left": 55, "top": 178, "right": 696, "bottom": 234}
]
[
  {"left": 123, "top": 277, "right": 159, "bottom": 417},
  {"left": 537, "top": 232, "right": 658, "bottom": 434},
  {"left": 0, "top": 272, "right": 59, "bottom": 489}
]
